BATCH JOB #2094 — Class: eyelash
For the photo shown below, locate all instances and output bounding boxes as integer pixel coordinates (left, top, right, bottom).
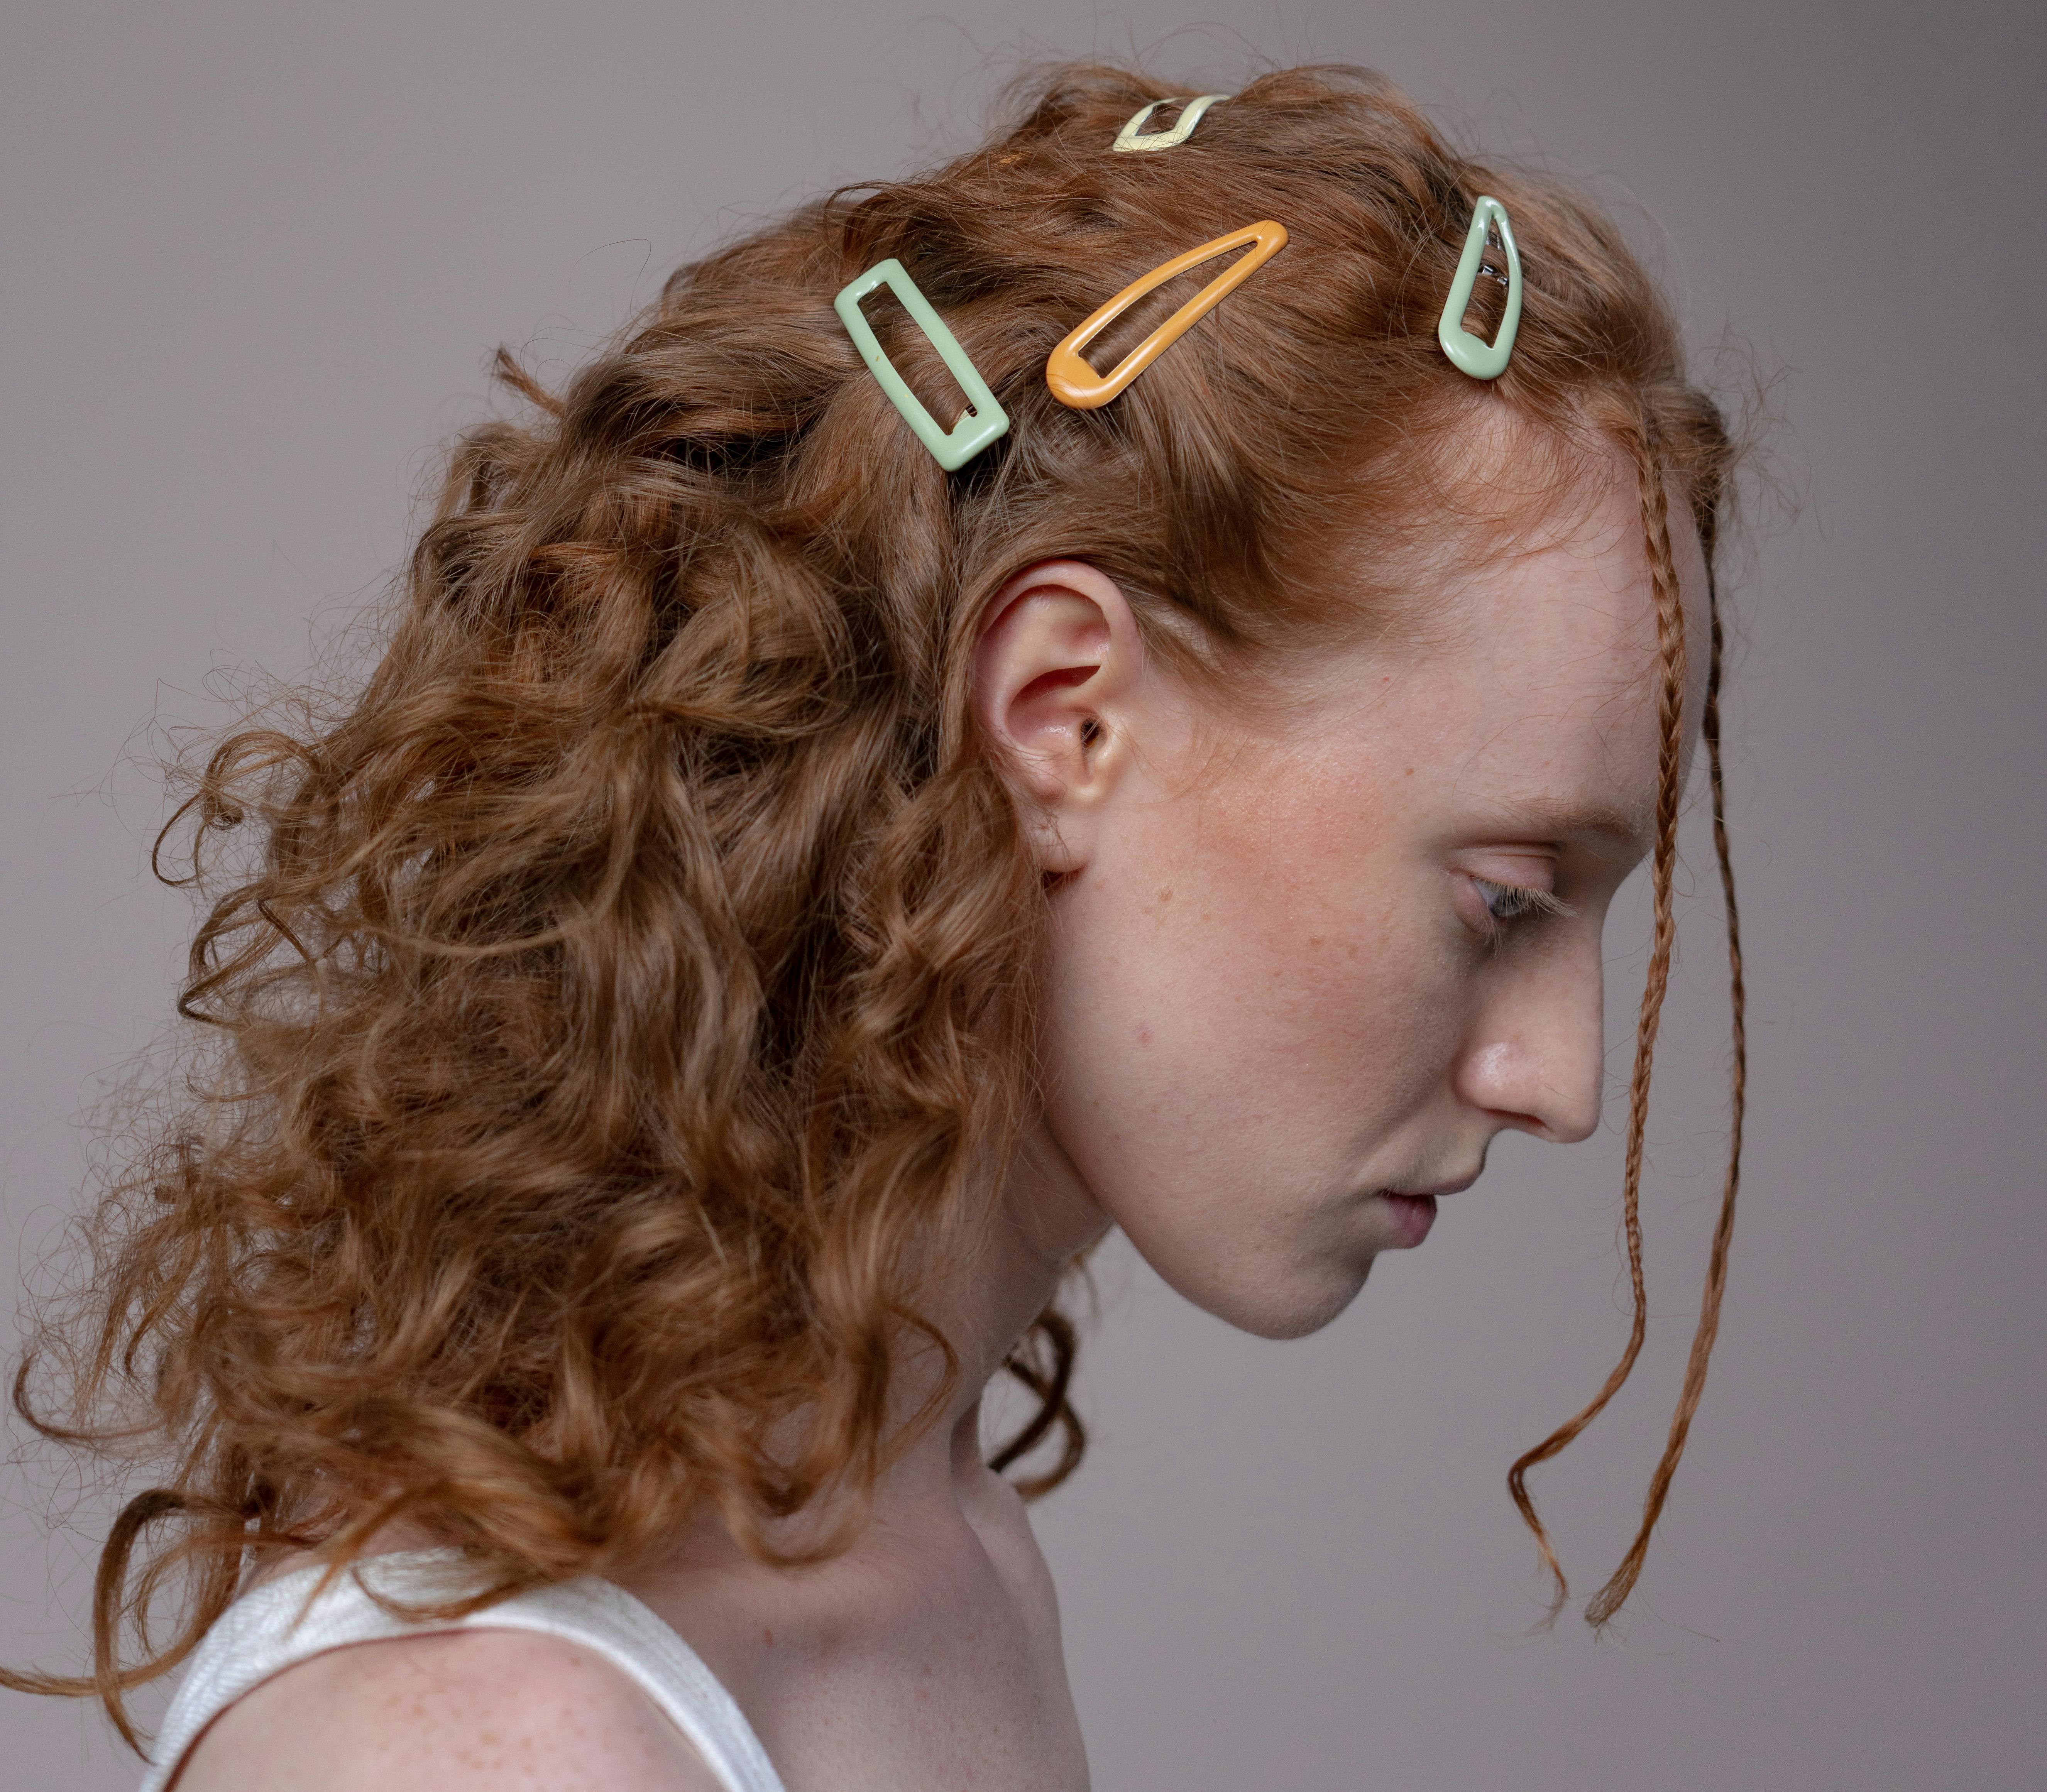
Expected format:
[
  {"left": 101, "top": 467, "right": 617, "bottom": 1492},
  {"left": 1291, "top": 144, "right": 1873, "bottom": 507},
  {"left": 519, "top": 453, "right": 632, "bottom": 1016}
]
[{"left": 1470, "top": 876, "right": 1574, "bottom": 942}]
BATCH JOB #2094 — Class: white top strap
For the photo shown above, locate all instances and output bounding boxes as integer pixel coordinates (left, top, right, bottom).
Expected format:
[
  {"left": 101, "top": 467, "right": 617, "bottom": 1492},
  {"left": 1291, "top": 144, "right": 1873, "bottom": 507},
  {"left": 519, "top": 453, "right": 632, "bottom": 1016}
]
[{"left": 139, "top": 1550, "right": 784, "bottom": 1792}]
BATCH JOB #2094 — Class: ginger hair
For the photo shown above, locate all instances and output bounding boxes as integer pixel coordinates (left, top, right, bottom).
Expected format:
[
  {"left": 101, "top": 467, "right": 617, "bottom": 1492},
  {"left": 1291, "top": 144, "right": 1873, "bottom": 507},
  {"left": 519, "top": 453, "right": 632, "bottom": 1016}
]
[{"left": 7, "top": 62, "right": 1745, "bottom": 1746}]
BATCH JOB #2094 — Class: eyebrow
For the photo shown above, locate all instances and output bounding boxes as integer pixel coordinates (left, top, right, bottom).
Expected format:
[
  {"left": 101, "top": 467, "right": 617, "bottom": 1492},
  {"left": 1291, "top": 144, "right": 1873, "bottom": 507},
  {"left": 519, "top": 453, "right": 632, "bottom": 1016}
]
[{"left": 1472, "top": 795, "right": 1653, "bottom": 853}]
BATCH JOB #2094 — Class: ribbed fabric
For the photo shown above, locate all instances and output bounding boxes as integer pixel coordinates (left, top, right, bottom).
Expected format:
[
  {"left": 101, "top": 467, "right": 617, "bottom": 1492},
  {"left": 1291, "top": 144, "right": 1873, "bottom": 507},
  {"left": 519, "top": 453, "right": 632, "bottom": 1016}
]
[{"left": 138, "top": 1549, "right": 785, "bottom": 1792}]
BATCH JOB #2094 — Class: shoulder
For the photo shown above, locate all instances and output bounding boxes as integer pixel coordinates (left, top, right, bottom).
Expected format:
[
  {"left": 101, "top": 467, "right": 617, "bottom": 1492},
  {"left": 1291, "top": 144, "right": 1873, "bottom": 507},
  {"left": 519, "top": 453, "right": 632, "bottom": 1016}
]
[{"left": 169, "top": 1625, "right": 727, "bottom": 1792}]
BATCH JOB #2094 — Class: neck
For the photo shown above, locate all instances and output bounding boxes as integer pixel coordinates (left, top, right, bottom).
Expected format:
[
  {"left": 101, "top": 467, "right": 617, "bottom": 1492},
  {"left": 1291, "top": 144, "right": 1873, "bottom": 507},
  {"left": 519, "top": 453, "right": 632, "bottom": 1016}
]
[
  {"left": 632, "top": 1118, "right": 1108, "bottom": 1590},
  {"left": 907, "top": 1116, "right": 1110, "bottom": 1495}
]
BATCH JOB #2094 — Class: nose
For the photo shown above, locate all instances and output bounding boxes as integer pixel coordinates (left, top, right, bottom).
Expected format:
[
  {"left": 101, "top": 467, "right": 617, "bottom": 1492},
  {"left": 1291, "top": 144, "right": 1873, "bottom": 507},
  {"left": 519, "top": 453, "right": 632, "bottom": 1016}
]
[{"left": 1453, "top": 934, "right": 1605, "bottom": 1143}]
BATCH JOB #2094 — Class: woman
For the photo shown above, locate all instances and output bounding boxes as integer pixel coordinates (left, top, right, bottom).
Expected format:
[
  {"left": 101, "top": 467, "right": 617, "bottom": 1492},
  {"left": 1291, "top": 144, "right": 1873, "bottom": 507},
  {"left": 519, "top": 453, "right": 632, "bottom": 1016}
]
[{"left": 7, "top": 62, "right": 1744, "bottom": 1790}]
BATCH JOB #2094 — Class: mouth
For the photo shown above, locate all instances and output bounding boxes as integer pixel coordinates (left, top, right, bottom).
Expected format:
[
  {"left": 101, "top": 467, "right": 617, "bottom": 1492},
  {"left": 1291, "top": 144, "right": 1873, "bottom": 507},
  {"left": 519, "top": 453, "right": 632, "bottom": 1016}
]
[
  {"left": 1374, "top": 1171, "right": 1478, "bottom": 1248},
  {"left": 1377, "top": 1190, "right": 1439, "bottom": 1246}
]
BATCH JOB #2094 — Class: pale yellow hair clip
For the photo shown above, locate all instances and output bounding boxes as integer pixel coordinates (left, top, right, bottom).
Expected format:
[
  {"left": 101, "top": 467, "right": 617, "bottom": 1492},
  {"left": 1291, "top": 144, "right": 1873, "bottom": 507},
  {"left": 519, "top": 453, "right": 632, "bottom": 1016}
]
[{"left": 1111, "top": 94, "right": 1230, "bottom": 152}]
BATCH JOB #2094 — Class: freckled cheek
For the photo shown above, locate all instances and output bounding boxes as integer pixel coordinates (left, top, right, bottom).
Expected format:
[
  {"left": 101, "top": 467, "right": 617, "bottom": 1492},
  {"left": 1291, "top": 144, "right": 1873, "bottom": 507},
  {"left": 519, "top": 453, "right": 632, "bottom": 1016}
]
[{"left": 1175, "top": 839, "right": 1447, "bottom": 1061}]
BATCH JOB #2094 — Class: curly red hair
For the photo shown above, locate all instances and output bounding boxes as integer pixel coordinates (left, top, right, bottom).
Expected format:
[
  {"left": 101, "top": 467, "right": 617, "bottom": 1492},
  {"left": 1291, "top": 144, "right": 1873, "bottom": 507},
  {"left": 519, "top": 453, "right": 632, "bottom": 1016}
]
[{"left": 9, "top": 61, "right": 1744, "bottom": 1748}]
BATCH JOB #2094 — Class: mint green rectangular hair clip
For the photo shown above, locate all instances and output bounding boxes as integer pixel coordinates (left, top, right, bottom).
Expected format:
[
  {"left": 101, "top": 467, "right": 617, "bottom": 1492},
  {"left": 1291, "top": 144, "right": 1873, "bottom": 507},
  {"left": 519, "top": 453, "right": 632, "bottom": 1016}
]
[
  {"left": 833, "top": 258, "right": 1010, "bottom": 470},
  {"left": 1437, "top": 196, "right": 1524, "bottom": 380}
]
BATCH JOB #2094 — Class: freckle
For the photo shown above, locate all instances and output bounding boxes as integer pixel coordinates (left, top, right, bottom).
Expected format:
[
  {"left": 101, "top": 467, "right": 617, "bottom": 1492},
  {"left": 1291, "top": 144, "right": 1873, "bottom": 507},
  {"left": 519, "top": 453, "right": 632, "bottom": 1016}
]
[
  {"left": 1404, "top": 766, "right": 1415, "bottom": 777},
  {"left": 1157, "top": 886, "right": 1173, "bottom": 903}
]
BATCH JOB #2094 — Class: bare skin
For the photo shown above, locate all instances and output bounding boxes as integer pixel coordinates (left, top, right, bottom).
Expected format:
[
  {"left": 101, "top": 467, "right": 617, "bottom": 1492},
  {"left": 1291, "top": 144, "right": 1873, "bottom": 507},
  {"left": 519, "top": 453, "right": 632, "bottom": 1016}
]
[{"left": 173, "top": 452, "right": 1706, "bottom": 1792}]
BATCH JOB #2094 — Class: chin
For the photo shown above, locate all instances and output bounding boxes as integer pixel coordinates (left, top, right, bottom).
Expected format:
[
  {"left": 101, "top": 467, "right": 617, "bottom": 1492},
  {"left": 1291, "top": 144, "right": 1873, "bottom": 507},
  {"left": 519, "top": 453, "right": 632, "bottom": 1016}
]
[{"left": 1177, "top": 1253, "right": 1376, "bottom": 1342}]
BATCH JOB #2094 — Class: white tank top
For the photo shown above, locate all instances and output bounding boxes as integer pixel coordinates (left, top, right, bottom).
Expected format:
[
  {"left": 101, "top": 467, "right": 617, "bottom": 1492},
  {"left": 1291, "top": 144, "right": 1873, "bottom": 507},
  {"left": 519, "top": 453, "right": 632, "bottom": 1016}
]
[{"left": 139, "top": 1549, "right": 786, "bottom": 1792}]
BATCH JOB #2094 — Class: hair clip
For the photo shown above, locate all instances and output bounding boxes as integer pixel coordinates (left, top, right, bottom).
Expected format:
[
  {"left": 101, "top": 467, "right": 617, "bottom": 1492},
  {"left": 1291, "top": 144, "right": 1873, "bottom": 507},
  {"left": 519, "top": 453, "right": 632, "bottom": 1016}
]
[
  {"left": 1111, "top": 94, "right": 1229, "bottom": 153},
  {"left": 833, "top": 258, "right": 1011, "bottom": 470},
  {"left": 1045, "top": 220, "right": 1288, "bottom": 410},
  {"left": 1436, "top": 196, "right": 1523, "bottom": 380}
]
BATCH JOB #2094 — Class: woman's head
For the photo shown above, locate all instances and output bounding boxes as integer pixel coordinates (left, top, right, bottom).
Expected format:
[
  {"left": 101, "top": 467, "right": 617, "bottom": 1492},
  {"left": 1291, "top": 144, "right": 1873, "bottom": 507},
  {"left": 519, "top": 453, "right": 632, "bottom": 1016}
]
[
  {"left": 981, "top": 437, "right": 1711, "bottom": 1343},
  {"left": 12, "top": 61, "right": 1743, "bottom": 1735}
]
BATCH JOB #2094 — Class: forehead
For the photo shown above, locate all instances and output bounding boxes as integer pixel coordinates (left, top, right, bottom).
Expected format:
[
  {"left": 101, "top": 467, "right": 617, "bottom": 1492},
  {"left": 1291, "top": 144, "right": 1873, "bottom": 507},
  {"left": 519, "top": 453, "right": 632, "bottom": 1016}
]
[
  {"left": 1296, "top": 456, "right": 1705, "bottom": 849},
  {"left": 1446, "top": 464, "right": 1665, "bottom": 707}
]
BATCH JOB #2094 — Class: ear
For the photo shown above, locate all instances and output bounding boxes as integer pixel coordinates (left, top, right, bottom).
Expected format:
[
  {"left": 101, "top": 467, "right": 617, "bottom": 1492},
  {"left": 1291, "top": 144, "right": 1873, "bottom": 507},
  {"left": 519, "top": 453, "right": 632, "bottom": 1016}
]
[{"left": 973, "top": 559, "right": 1145, "bottom": 875}]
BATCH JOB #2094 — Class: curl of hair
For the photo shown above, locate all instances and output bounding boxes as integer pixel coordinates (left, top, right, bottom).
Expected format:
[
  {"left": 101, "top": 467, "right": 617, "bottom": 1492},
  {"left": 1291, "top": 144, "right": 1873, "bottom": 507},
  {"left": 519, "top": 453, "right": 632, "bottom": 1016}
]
[{"left": 8, "top": 62, "right": 1745, "bottom": 1745}]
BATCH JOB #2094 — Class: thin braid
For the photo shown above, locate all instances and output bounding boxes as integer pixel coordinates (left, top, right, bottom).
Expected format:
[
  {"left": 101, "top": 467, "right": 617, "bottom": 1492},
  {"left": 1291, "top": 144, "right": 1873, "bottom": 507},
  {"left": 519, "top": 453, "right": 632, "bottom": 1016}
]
[
  {"left": 1582, "top": 580, "right": 1748, "bottom": 1626},
  {"left": 1506, "top": 420, "right": 1688, "bottom": 1618}
]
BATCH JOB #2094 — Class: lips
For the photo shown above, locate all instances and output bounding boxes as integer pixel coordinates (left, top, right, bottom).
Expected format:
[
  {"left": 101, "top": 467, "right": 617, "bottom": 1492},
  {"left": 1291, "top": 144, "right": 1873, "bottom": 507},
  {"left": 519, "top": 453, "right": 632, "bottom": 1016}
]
[{"left": 1379, "top": 1190, "right": 1438, "bottom": 1246}]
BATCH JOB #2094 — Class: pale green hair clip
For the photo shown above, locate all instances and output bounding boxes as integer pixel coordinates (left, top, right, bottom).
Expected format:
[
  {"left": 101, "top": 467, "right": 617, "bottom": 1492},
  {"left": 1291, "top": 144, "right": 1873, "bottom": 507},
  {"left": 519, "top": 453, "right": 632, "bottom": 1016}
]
[
  {"left": 1111, "top": 93, "right": 1230, "bottom": 152},
  {"left": 833, "top": 257, "right": 1011, "bottom": 470},
  {"left": 1436, "top": 195, "right": 1524, "bottom": 380}
]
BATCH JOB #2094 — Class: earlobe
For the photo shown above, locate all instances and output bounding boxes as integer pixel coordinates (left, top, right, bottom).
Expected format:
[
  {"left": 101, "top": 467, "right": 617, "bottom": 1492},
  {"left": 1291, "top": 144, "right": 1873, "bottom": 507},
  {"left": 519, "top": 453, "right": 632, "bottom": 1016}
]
[{"left": 972, "top": 560, "right": 1144, "bottom": 874}]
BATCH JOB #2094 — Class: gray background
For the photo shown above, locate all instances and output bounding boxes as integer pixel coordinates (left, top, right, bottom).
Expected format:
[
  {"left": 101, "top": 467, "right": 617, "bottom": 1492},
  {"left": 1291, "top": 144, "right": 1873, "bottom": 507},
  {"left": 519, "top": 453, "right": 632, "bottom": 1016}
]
[{"left": 4, "top": 2, "right": 2042, "bottom": 1788}]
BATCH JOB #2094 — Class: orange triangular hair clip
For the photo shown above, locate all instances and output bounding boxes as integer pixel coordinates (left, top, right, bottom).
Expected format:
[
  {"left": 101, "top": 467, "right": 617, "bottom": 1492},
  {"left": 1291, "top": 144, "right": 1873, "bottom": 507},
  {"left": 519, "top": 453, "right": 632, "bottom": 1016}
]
[{"left": 1044, "top": 221, "right": 1289, "bottom": 410}]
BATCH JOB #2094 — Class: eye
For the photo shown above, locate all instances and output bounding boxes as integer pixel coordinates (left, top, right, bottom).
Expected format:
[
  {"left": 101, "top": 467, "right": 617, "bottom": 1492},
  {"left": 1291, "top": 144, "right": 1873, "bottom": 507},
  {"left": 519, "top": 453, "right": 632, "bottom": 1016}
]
[{"left": 1467, "top": 874, "right": 1573, "bottom": 943}]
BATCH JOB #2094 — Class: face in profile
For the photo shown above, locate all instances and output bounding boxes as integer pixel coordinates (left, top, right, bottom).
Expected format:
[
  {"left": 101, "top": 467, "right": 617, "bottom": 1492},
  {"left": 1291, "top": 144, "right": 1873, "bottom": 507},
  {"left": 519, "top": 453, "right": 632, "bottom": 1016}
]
[{"left": 980, "top": 453, "right": 1709, "bottom": 1340}]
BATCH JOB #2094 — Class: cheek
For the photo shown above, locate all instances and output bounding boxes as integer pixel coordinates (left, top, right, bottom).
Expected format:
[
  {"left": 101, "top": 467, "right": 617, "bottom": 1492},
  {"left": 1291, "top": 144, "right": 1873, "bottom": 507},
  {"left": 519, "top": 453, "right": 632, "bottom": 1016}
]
[
  {"left": 1039, "top": 771, "right": 1467, "bottom": 1204},
  {"left": 1210, "top": 770, "right": 1472, "bottom": 1075},
  {"left": 1034, "top": 772, "right": 1480, "bottom": 1336}
]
